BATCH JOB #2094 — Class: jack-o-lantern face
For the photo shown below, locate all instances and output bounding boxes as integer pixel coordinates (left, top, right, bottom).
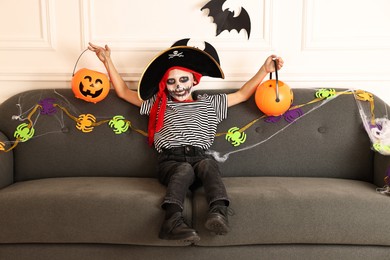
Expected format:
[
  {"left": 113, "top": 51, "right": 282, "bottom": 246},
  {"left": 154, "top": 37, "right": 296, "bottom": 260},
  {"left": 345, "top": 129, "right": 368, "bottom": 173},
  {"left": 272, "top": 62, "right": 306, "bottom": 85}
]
[{"left": 72, "top": 68, "right": 110, "bottom": 103}]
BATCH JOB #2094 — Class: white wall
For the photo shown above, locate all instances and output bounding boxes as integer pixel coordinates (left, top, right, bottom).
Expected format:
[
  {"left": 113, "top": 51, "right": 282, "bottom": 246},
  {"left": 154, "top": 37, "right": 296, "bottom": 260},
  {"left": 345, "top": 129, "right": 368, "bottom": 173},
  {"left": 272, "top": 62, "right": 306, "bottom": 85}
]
[{"left": 1, "top": 0, "right": 389, "bottom": 104}]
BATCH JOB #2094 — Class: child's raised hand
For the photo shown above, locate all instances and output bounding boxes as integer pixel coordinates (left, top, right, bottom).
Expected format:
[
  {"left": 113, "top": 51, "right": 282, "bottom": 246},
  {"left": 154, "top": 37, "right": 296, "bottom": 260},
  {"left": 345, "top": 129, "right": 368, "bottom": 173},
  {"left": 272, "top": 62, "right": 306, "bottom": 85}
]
[
  {"left": 263, "top": 55, "right": 284, "bottom": 74},
  {"left": 88, "top": 42, "right": 111, "bottom": 64}
]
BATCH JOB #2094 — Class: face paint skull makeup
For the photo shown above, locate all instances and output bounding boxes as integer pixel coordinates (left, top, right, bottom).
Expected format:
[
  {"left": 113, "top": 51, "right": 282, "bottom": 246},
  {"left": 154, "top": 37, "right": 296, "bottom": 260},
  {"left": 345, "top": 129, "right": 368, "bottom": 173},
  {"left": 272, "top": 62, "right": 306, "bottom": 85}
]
[{"left": 166, "top": 69, "right": 196, "bottom": 101}]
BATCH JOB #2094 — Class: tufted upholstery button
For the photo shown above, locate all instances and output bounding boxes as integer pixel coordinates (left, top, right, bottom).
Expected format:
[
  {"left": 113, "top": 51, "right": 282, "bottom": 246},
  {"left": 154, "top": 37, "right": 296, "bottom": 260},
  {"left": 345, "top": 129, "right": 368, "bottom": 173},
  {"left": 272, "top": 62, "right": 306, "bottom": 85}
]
[{"left": 318, "top": 127, "right": 327, "bottom": 133}]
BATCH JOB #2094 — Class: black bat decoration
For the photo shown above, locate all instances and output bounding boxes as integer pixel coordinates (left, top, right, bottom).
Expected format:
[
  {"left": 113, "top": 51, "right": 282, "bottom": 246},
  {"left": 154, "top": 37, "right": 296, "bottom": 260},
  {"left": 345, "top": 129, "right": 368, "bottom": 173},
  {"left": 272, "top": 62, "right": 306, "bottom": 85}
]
[{"left": 201, "top": 0, "right": 251, "bottom": 39}]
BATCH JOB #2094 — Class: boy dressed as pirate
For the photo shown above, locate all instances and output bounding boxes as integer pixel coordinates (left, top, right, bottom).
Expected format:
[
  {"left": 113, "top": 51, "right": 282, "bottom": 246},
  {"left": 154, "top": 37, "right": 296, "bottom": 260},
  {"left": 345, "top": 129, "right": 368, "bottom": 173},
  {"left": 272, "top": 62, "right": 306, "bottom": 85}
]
[{"left": 89, "top": 39, "right": 283, "bottom": 242}]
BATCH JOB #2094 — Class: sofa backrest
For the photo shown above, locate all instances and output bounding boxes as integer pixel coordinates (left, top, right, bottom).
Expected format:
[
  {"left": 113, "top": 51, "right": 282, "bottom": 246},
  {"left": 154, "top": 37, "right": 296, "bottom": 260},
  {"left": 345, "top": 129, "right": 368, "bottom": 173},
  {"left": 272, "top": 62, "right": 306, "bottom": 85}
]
[
  {"left": 197, "top": 88, "right": 387, "bottom": 182},
  {"left": 0, "top": 88, "right": 387, "bottom": 182}
]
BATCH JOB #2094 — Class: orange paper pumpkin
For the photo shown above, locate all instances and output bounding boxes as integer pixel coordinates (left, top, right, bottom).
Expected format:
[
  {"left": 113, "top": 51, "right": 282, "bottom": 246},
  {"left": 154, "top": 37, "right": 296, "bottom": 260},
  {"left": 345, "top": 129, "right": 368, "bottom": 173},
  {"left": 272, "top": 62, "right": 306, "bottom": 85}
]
[
  {"left": 255, "top": 79, "right": 293, "bottom": 116},
  {"left": 72, "top": 68, "right": 110, "bottom": 103}
]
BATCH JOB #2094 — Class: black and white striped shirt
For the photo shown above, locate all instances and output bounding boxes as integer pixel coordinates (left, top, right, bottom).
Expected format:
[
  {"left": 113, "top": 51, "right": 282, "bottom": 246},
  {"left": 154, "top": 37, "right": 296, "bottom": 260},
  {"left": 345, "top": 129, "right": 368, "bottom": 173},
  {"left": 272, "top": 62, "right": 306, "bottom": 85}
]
[{"left": 140, "top": 94, "right": 228, "bottom": 153}]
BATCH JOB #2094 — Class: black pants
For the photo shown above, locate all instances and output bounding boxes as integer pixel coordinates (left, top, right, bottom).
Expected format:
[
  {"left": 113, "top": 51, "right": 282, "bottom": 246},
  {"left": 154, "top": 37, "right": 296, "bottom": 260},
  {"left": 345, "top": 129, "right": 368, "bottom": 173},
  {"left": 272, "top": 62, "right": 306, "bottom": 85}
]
[{"left": 158, "top": 145, "right": 230, "bottom": 210}]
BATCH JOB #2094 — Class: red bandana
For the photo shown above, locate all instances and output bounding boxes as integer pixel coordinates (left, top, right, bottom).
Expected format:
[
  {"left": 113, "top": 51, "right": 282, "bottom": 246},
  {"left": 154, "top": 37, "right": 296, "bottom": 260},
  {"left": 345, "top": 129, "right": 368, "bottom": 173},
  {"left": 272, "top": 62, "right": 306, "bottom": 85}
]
[{"left": 148, "top": 66, "right": 202, "bottom": 146}]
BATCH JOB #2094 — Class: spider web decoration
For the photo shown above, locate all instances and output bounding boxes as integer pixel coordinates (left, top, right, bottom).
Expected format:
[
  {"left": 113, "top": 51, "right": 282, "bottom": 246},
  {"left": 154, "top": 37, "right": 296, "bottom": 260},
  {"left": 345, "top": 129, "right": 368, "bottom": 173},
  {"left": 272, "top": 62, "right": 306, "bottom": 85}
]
[
  {"left": 0, "top": 90, "right": 147, "bottom": 153},
  {"left": 210, "top": 89, "right": 388, "bottom": 162},
  {"left": 0, "top": 89, "right": 388, "bottom": 160},
  {"left": 1, "top": 91, "right": 73, "bottom": 151},
  {"left": 354, "top": 90, "right": 390, "bottom": 155}
]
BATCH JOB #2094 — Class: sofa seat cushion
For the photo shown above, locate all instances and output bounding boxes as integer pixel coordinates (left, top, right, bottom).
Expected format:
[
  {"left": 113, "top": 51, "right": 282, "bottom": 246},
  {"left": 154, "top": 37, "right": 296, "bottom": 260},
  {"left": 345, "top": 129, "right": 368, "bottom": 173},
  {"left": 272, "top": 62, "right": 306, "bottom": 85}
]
[
  {"left": 193, "top": 177, "right": 390, "bottom": 246},
  {"left": 0, "top": 177, "right": 192, "bottom": 246}
]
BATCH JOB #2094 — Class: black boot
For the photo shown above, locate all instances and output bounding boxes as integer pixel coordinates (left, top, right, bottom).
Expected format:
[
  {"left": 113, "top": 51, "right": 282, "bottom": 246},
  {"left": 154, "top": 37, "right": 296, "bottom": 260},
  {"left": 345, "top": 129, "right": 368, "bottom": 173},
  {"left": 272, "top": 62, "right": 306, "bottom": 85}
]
[
  {"left": 159, "top": 212, "right": 200, "bottom": 242},
  {"left": 205, "top": 205, "right": 231, "bottom": 235}
]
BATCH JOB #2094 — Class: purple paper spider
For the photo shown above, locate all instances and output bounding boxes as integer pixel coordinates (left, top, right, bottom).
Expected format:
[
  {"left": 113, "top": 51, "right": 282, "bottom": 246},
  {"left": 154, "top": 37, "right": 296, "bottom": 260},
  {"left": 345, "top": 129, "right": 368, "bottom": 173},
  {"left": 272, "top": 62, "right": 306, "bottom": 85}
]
[{"left": 39, "top": 98, "right": 57, "bottom": 115}]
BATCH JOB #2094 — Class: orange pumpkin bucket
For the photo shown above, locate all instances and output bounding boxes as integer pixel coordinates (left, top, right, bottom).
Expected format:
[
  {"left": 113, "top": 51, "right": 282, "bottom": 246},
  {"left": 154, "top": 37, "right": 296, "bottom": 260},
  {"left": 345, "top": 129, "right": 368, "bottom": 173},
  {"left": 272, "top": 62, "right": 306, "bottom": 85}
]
[
  {"left": 71, "top": 49, "right": 110, "bottom": 103},
  {"left": 255, "top": 60, "right": 293, "bottom": 116}
]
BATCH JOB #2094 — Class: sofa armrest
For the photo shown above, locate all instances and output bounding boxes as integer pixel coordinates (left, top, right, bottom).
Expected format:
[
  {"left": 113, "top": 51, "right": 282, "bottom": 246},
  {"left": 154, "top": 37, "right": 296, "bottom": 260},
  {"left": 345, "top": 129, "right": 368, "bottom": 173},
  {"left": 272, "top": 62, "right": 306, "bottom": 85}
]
[
  {"left": 372, "top": 96, "right": 390, "bottom": 187},
  {"left": 0, "top": 131, "right": 13, "bottom": 189},
  {"left": 374, "top": 152, "right": 390, "bottom": 187}
]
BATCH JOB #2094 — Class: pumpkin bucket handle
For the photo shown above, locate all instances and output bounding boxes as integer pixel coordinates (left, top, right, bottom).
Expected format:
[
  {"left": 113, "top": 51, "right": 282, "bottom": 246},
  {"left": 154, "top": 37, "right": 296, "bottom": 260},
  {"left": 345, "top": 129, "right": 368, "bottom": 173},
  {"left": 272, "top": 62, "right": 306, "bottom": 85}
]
[
  {"left": 72, "top": 48, "right": 89, "bottom": 77},
  {"left": 269, "top": 59, "right": 280, "bottom": 103}
]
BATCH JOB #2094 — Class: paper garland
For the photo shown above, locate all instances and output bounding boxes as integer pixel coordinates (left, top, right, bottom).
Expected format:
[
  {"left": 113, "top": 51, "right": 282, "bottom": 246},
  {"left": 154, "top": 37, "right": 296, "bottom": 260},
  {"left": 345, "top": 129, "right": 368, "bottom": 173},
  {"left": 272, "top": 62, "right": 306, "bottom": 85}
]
[
  {"left": 0, "top": 101, "right": 147, "bottom": 152},
  {"left": 0, "top": 89, "right": 388, "bottom": 155}
]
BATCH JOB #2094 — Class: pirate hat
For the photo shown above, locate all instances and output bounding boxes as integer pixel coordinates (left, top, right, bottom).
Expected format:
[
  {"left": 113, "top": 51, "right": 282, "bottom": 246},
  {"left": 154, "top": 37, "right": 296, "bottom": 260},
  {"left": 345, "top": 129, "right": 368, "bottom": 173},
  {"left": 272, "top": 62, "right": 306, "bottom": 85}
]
[{"left": 138, "top": 38, "right": 224, "bottom": 100}]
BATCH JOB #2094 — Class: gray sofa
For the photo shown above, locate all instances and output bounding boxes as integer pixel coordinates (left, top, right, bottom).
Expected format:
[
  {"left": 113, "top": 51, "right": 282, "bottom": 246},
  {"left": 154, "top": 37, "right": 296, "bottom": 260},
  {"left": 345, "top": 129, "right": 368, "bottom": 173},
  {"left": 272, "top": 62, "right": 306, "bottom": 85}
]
[{"left": 0, "top": 88, "right": 389, "bottom": 260}]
